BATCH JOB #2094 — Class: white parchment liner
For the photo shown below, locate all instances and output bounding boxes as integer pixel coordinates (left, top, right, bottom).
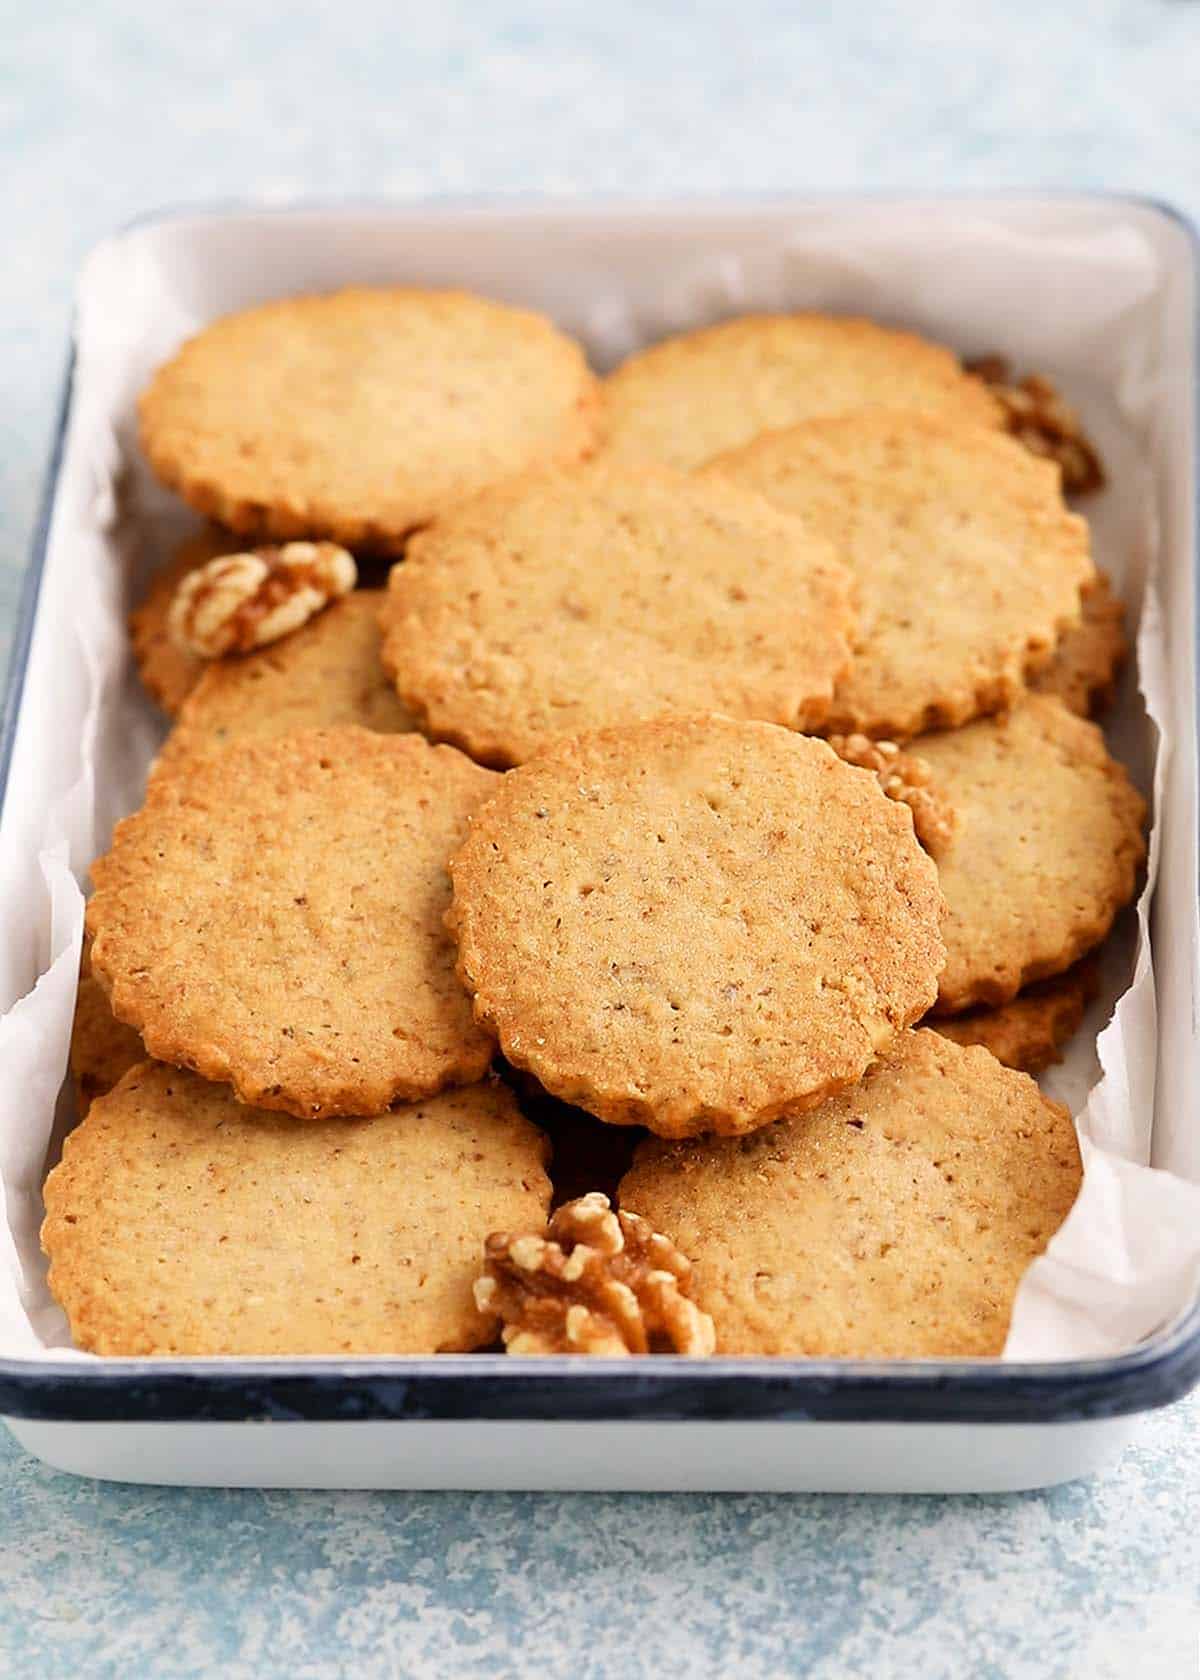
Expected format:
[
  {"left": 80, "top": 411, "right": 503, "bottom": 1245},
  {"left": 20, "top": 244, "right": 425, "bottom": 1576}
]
[{"left": 0, "top": 201, "right": 1196, "bottom": 1364}]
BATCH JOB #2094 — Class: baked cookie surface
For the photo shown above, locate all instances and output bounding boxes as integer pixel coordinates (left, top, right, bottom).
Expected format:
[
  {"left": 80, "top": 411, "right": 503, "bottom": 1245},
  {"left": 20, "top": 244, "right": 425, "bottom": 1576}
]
[
  {"left": 916, "top": 697, "right": 1145, "bottom": 1012},
  {"left": 154, "top": 590, "right": 416, "bottom": 776},
  {"left": 139, "top": 288, "right": 598, "bottom": 551},
  {"left": 129, "top": 528, "right": 236, "bottom": 716},
  {"left": 448, "top": 715, "right": 945, "bottom": 1138},
  {"left": 43, "top": 1064, "right": 550, "bottom": 1356},
  {"left": 69, "top": 975, "right": 145, "bottom": 1115},
  {"left": 1030, "top": 571, "right": 1127, "bottom": 717},
  {"left": 931, "top": 958, "right": 1101, "bottom": 1074},
  {"left": 599, "top": 313, "right": 1000, "bottom": 470},
  {"left": 620, "top": 1029, "right": 1082, "bottom": 1358},
  {"left": 87, "top": 727, "right": 498, "bottom": 1117},
  {"left": 706, "top": 411, "right": 1095, "bottom": 738},
  {"left": 379, "top": 464, "right": 857, "bottom": 764}
]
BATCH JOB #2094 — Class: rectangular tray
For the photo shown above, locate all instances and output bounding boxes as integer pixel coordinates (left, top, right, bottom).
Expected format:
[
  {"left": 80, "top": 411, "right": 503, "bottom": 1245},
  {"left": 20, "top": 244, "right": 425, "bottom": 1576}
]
[{"left": 1, "top": 195, "right": 1197, "bottom": 1492}]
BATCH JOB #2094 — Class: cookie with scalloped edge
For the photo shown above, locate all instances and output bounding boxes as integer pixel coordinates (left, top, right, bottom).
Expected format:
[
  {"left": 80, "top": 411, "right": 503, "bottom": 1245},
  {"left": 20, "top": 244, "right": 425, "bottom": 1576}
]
[
  {"left": 69, "top": 975, "right": 146, "bottom": 1115},
  {"left": 379, "top": 463, "right": 857, "bottom": 765},
  {"left": 154, "top": 589, "right": 417, "bottom": 777},
  {"left": 139, "top": 287, "right": 599, "bottom": 552},
  {"left": 930, "top": 958, "right": 1101, "bottom": 1074},
  {"left": 129, "top": 528, "right": 237, "bottom": 716},
  {"left": 916, "top": 697, "right": 1145, "bottom": 1013},
  {"left": 448, "top": 715, "right": 945, "bottom": 1138},
  {"left": 599, "top": 313, "right": 1001, "bottom": 470},
  {"left": 43, "top": 1064, "right": 550, "bottom": 1356},
  {"left": 1030, "top": 571, "right": 1127, "bottom": 718},
  {"left": 619, "top": 1029, "right": 1081, "bottom": 1358},
  {"left": 87, "top": 727, "right": 499, "bottom": 1118},
  {"left": 706, "top": 411, "right": 1095, "bottom": 739}
]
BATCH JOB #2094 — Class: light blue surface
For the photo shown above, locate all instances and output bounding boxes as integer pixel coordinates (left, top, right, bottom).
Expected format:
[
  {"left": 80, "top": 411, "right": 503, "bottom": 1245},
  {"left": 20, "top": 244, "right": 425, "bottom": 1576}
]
[{"left": 3, "top": 3, "right": 1199, "bottom": 1673}]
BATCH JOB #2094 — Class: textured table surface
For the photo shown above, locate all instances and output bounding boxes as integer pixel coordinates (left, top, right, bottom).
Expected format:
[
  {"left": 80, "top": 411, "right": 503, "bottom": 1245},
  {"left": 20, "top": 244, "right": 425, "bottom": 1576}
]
[{"left": 3, "top": 2, "right": 1199, "bottom": 1674}]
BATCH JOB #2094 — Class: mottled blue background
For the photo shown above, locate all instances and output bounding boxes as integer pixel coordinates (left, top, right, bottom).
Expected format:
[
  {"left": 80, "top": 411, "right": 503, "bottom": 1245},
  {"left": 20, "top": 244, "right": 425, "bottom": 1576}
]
[{"left": 3, "top": 2, "right": 1199, "bottom": 1673}]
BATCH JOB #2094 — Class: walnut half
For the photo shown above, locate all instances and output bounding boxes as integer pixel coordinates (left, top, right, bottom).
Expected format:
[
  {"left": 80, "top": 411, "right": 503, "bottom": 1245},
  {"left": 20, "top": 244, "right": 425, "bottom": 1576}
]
[
  {"left": 167, "top": 541, "right": 357, "bottom": 658},
  {"left": 827, "top": 733, "right": 957, "bottom": 858},
  {"left": 968, "top": 356, "right": 1105, "bottom": 496},
  {"left": 475, "top": 1191, "right": 716, "bottom": 1357}
]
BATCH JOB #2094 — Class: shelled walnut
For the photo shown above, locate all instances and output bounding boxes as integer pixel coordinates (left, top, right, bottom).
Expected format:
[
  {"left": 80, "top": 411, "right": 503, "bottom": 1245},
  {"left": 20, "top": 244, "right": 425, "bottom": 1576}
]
[
  {"left": 475, "top": 1191, "right": 715, "bottom": 1357},
  {"left": 167, "top": 541, "right": 356, "bottom": 658},
  {"left": 827, "top": 734, "right": 957, "bottom": 858},
  {"left": 968, "top": 356, "right": 1105, "bottom": 495}
]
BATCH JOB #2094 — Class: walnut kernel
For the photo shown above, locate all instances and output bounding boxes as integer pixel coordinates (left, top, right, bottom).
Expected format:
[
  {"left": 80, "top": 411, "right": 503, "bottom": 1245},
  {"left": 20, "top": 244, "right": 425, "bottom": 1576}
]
[
  {"left": 167, "top": 541, "right": 357, "bottom": 658},
  {"left": 968, "top": 357, "right": 1105, "bottom": 496}
]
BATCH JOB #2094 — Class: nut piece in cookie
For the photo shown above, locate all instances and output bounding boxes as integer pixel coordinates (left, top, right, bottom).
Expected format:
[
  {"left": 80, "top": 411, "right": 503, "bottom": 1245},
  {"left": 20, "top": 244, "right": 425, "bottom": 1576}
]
[
  {"left": 87, "top": 728, "right": 499, "bottom": 1118},
  {"left": 476, "top": 1191, "right": 715, "bottom": 1356},
  {"left": 448, "top": 715, "right": 945, "bottom": 1138},
  {"left": 599, "top": 313, "right": 1001, "bottom": 470},
  {"left": 168, "top": 541, "right": 356, "bottom": 658},
  {"left": 1030, "top": 571, "right": 1127, "bottom": 718},
  {"left": 916, "top": 697, "right": 1146, "bottom": 1013},
  {"left": 153, "top": 590, "right": 417, "bottom": 778},
  {"left": 138, "top": 287, "right": 599, "bottom": 551},
  {"left": 620, "top": 1029, "right": 1082, "bottom": 1358},
  {"left": 826, "top": 733, "right": 956, "bottom": 857},
  {"left": 43, "top": 1064, "right": 551, "bottom": 1356},
  {"left": 931, "top": 958, "right": 1102, "bottom": 1075},
  {"left": 380, "top": 463, "right": 858, "bottom": 764},
  {"left": 967, "top": 357, "right": 1105, "bottom": 495},
  {"left": 706, "top": 411, "right": 1095, "bottom": 739}
]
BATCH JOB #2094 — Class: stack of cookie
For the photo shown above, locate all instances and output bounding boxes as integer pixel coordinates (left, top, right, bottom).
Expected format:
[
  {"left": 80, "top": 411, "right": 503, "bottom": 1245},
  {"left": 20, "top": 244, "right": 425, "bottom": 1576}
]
[{"left": 45, "top": 289, "right": 1145, "bottom": 1364}]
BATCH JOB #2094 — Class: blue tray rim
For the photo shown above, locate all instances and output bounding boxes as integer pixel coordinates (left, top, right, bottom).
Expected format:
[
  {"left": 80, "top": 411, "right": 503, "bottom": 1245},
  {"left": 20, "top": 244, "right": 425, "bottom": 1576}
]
[{"left": 2, "top": 190, "right": 1197, "bottom": 1427}]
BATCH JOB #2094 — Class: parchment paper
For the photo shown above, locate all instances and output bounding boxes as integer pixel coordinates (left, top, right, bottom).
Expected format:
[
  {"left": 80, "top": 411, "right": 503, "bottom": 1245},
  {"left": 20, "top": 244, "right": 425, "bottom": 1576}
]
[{"left": 0, "top": 201, "right": 1196, "bottom": 1364}]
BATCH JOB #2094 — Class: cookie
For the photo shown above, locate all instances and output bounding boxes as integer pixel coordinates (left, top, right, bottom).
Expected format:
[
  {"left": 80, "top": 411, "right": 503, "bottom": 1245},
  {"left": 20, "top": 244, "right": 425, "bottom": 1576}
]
[
  {"left": 931, "top": 959, "right": 1101, "bottom": 1074},
  {"left": 915, "top": 697, "right": 1145, "bottom": 1012},
  {"left": 43, "top": 1064, "right": 551, "bottom": 1356},
  {"left": 706, "top": 411, "right": 1095, "bottom": 738},
  {"left": 138, "top": 288, "right": 599, "bottom": 552},
  {"left": 129, "top": 528, "right": 236, "bottom": 716},
  {"left": 153, "top": 590, "right": 417, "bottom": 777},
  {"left": 448, "top": 715, "right": 945, "bottom": 1138},
  {"left": 379, "top": 464, "right": 858, "bottom": 764},
  {"left": 619, "top": 1029, "right": 1082, "bottom": 1358},
  {"left": 1030, "top": 571, "right": 1127, "bottom": 717},
  {"left": 87, "top": 728, "right": 499, "bottom": 1117},
  {"left": 69, "top": 975, "right": 145, "bottom": 1115},
  {"left": 599, "top": 313, "right": 1001, "bottom": 470}
]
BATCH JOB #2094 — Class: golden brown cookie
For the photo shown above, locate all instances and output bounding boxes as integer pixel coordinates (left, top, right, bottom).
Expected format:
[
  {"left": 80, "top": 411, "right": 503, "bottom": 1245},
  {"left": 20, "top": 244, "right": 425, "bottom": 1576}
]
[
  {"left": 706, "top": 411, "right": 1095, "bottom": 739},
  {"left": 599, "top": 313, "right": 1001, "bottom": 470},
  {"left": 915, "top": 697, "right": 1145, "bottom": 1013},
  {"left": 69, "top": 976, "right": 145, "bottom": 1115},
  {"left": 153, "top": 590, "right": 417, "bottom": 777},
  {"left": 931, "top": 959, "right": 1101, "bottom": 1074},
  {"left": 379, "top": 464, "right": 857, "bottom": 764},
  {"left": 139, "top": 288, "right": 599, "bottom": 552},
  {"left": 87, "top": 728, "right": 499, "bottom": 1117},
  {"left": 1030, "top": 571, "right": 1127, "bottom": 717},
  {"left": 129, "top": 528, "right": 236, "bottom": 716},
  {"left": 620, "top": 1029, "right": 1082, "bottom": 1358},
  {"left": 43, "top": 1064, "right": 551, "bottom": 1356},
  {"left": 448, "top": 715, "right": 945, "bottom": 1138}
]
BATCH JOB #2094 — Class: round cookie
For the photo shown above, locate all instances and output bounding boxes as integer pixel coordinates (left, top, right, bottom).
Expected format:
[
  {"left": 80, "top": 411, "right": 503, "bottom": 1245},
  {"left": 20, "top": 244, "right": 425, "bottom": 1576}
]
[
  {"left": 599, "top": 313, "right": 1001, "bottom": 470},
  {"left": 139, "top": 287, "right": 599, "bottom": 552},
  {"left": 931, "top": 959, "right": 1101, "bottom": 1075},
  {"left": 448, "top": 715, "right": 945, "bottom": 1138},
  {"left": 43, "top": 1064, "right": 551, "bottom": 1356},
  {"left": 87, "top": 727, "right": 499, "bottom": 1118},
  {"left": 706, "top": 411, "right": 1095, "bottom": 739},
  {"left": 69, "top": 975, "right": 145, "bottom": 1115},
  {"left": 1030, "top": 571, "right": 1126, "bottom": 718},
  {"left": 619, "top": 1029, "right": 1082, "bottom": 1358},
  {"left": 129, "top": 528, "right": 237, "bottom": 716},
  {"left": 915, "top": 697, "right": 1145, "bottom": 1013},
  {"left": 380, "top": 464, "right": 858, "bottom": 765},
  {"left": 154, "top": 590, "right": 417, "bottom": 777}
]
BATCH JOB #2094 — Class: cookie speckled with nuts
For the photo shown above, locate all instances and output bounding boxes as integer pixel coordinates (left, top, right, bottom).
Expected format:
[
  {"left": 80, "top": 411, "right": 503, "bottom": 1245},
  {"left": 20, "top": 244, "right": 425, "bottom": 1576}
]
[
  {"left": 448, "top": 715, "right": 946, "bottom": 1138},
  {"left": 43, "top": 1064, "right": 551, "bottom": 1356},
  {"left": 599, "top": 313, "right": 1001, "bottom": 470},
  {"left": 379, "top": 463, "right": 858, "bottom": 764},
  {"left": 87, "top": 727, "right": 499, "bottom": 1117},
  {"left": 139, "top": 287, "right": 599, "bottom": 552},
  {"left": 931, "top": 958, "right": 1101, "bottom": 1075},
  {"left": 1030, "top": 571, "right": 1127, "bottom": 717},
  {"left": 620, "top": 1029, "right": 1082, "bottom": 1358},
  {"left": 706, "top": 411, "right": 1095, "bottom": 739},
  {"left": 916, "top": 697, "right": 1145, "bottom": 1013},
  {"left": 69, "top": 974, "right": 146, "bottom": 1115}
]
